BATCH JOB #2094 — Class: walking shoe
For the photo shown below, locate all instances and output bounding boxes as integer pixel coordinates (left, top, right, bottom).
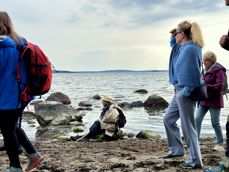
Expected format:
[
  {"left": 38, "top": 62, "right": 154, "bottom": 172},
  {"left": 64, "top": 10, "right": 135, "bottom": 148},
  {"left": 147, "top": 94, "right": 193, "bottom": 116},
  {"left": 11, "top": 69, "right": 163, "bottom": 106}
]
[
  {"left": 70, "top": 135, "right": 82, "bottom": 141},
  {"left": 162, "top": 153, "right": 184, "bottom": 159},
  {"left": 76, "top": 133, "right": 92, "bottom": 142},
  {"left": 25, "top": 153, "right": 44, "bottom": 171},
  {"left": 179, "top": 162, "right": 194, "bottom": 169},
  {"left": 213, "top": 144, "right": 225, "bottom": 152},
  {"left": 76, "top": 136, "right": 90, "bottom": 142},
  {"left": 6, "top": 166, "right": 23, "bottom": 172}
]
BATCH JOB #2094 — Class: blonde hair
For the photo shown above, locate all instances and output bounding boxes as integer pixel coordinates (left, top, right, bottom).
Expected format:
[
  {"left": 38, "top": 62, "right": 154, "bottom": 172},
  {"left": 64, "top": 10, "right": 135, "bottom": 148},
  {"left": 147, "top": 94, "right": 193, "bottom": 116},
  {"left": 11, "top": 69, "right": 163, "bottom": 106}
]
[
  {"left": 0, "top": 11, "right": 20, "bottom": 45},
  {"left": 203, "top": 51, "right": 217, "bottom": 63},
  {"left": 178, "top": 21, "right": 205, "bottom": 48}
]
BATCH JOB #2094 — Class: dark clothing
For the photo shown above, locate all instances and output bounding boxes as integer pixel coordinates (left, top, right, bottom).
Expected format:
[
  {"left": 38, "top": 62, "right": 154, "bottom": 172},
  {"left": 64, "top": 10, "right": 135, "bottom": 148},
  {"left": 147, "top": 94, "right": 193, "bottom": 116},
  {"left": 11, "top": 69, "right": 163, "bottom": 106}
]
[
  {"left": 0, "top": 106, "right": 37, "bottom": 157},
  {"left": 226, "top": 121, "right": 229, "bottom": 157},
  {"left": 16, "top": 126, "right": 36, "bottom": 154},
  {"left": 220, "top": 31, "right": 229, "bottom": 51},
  {"left": 88, "top": 103, "right": 112, "bottom": 138},
  {"left": 0, "top": 35, "right": 28, "bottom": 169},
  {"left": 16, "top": 106, "right": 37, "bottom": 155},
  {"left": 99, "top": 103, "right": 111, "bottom": 120},
  {"left": 0, "top": 109, "right": 21, "bottom": 168},
  {"left": 89, "top": 120, "right": 105, "bottom": 138},
  {"left": 200, "top": 63, "right": 226, "bottom": 108}
]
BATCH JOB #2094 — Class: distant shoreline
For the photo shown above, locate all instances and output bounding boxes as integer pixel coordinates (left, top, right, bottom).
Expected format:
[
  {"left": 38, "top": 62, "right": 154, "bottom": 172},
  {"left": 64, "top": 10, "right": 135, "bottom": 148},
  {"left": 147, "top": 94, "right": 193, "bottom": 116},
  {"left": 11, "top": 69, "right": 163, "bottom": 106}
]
[
  {"left": 52, "top": 69, "right": 168, "bottom": 73},
  {"left": 53, "top": 68, "right": 229, "bottom": 73}
]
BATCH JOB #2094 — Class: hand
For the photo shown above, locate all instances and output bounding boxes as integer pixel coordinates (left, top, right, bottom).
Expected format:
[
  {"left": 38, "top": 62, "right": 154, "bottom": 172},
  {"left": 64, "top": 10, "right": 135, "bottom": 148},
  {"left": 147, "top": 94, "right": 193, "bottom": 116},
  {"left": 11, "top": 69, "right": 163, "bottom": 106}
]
[
  {"left": 219, "top": 35, "right": 229, "bottom": 51},
  {"left": 169, "top": 28, "right": 177, "bottom": 35},
  {"left": 182, "top": 86, "right": 192, "bottom": 97}
]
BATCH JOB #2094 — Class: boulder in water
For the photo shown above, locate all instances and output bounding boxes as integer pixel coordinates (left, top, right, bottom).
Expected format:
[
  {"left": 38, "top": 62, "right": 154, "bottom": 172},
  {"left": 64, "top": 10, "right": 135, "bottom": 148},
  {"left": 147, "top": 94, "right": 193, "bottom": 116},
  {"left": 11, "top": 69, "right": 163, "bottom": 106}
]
[
  {"left": 143, "top": 95, "right": 168, "bottom": 111},
  {"left": 46, "top": 92, "right": 71, "bottom": 105}
]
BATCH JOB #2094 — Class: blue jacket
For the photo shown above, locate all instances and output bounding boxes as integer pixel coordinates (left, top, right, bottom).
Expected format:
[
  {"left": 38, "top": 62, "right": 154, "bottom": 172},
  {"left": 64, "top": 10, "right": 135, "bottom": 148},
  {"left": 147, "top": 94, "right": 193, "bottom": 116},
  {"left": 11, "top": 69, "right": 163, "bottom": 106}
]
[
  {"left": 0, "top": 36, "right": 27, "bottom": 110},
  {"left": 169, "top": 35, "right": 181, "bottom": 84},
  {"left": 168, "top": 36, "right": 203, "bottom": 96}
]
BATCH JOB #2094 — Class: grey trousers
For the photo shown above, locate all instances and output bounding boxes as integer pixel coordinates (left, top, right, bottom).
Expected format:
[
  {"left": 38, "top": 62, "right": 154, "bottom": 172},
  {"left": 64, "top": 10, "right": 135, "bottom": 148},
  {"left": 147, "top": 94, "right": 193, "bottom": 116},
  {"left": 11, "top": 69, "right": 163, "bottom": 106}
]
[{"left": 163, "top": 89, "right": 203, "bottom": 168}]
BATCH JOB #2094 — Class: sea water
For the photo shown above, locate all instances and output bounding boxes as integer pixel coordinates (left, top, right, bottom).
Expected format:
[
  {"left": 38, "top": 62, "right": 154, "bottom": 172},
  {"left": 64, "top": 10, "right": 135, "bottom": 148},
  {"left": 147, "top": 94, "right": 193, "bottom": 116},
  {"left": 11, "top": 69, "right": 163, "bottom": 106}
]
[{"left": 22, "top": 71, "right": 229, "bottom": 139}]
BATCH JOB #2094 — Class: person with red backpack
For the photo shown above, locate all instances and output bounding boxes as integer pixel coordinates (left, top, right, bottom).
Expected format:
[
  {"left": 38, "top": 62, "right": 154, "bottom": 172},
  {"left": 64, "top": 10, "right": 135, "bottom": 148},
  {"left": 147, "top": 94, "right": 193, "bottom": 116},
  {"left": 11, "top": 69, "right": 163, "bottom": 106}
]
[{"left": 0, "top": 11, "right": 43, "bottom": 172}]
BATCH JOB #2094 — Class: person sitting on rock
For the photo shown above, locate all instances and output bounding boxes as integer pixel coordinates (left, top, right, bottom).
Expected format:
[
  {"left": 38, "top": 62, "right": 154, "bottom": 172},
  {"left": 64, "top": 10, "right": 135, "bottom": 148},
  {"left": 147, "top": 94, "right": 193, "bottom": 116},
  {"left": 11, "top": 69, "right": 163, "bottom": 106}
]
[{"left": 70, "top": 96, "right": 123, "bottom": 142}]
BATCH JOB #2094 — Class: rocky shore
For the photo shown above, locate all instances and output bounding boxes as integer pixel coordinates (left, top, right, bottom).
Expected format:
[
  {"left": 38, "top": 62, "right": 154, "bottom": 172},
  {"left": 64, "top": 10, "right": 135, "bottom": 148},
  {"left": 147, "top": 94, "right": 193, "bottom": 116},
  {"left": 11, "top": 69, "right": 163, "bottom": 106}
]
[
  {"left": 0, "top": 92, "right": 225, "bottom": 171},
  {"left": 0, "top": 137, "right": 225, "bottom": 172}
]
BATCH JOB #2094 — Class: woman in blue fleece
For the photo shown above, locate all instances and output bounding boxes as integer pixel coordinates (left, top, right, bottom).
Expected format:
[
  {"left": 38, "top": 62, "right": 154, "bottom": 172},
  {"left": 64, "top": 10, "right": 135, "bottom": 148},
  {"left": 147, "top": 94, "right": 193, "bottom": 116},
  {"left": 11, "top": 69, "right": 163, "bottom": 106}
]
[
  {"left": 163, "top": 21, "right": 204, "bottom": 169},
  {"left": 0, "top": 11, "right": 43, "bottom": 172}
]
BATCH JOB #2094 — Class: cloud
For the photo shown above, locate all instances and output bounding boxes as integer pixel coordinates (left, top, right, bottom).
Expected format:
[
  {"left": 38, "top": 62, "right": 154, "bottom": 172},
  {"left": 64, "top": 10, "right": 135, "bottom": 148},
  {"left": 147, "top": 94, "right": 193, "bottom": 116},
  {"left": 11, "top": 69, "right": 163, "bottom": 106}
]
[{"left": 1, "top": 0, "right": 229, "bottom": 71}]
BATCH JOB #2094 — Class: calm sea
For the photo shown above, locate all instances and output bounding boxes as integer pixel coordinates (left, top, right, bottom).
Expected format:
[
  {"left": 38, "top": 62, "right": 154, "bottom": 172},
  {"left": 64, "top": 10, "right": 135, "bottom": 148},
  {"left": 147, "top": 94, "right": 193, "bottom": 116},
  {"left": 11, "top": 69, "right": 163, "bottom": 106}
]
[{"left": 23, "top": 71, "right": 229, "bottom": 139}]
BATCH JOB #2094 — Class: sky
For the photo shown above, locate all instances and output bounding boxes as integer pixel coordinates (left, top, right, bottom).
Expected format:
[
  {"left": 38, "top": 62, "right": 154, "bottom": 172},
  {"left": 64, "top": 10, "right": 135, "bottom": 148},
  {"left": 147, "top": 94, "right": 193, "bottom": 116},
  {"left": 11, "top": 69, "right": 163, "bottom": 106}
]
[{"left": 1, "top": 0, "right": 229, "bottom": 71}]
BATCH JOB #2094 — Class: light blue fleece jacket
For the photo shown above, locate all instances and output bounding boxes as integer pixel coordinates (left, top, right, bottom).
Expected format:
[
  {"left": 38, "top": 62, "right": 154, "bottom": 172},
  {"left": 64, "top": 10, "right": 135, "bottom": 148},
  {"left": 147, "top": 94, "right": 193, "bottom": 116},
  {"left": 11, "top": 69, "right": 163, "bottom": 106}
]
[
  {"left": 168, "top": 36, "right": 203, "bottom": 96},
  {"left": 169, "top": 35, "right": 181, "bottom": 84}
]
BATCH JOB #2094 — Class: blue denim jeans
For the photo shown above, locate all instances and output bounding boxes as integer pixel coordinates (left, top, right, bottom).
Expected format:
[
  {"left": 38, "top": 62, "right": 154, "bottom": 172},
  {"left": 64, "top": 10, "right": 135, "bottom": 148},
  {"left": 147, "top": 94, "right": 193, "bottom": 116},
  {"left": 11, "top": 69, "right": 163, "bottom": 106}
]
[{"left": 195, "top": 105, "right": 223, "bottom": 144}]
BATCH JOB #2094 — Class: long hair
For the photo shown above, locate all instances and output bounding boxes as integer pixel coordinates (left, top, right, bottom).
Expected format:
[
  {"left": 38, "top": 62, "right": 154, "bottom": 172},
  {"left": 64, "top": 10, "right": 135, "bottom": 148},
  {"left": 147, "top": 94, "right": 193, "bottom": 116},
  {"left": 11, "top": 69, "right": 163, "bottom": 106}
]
[
  {"left": 0, "top": 11, "right": 20, "bottom": 45},
  {"left": 178, "top": 21, "right": 205, "bottom": 48}
]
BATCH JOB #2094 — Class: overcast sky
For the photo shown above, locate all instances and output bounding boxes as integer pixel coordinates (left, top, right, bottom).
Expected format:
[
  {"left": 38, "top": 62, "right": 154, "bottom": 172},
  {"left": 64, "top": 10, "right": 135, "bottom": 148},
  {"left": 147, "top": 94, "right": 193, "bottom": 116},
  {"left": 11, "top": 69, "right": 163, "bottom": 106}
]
[{"left": 2, "top": 0, "right": 229, "bottom": 71}]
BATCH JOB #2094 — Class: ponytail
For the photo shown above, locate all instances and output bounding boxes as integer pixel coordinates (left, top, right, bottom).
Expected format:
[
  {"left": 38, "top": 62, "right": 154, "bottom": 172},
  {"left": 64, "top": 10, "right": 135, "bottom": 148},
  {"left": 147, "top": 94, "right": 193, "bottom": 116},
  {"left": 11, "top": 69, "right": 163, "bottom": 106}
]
[
  {"left": 190, "top": 22, "right": 205, "bottom": 48},
  {"left": 178, "top": 21, "right": 205, "bottom": 48}
]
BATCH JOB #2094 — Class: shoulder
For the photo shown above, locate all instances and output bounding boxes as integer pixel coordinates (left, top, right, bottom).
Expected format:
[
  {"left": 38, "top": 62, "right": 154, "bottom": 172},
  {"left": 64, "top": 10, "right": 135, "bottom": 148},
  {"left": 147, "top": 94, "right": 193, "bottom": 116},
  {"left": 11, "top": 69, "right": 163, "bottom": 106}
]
[
  {"left": 107, "top": 104, "right": 120, "bottom": 113},
  {"left": 110, "top": 104, "right": 122, "bottom": 110},
  {"left": 0, "top": 36, "right": 16, "bottom": 48},
  {"left": 183, "top": 42, "right": 200, "bottom": 51},
  {"left": 17, "top": 37, "right": 27, "bottom": 49},
  {"left": 210, "top": 63, "right": 226, "bottom": 73},
  {"left": 180, "top": 43, "right": 201, "bottom": 59}
]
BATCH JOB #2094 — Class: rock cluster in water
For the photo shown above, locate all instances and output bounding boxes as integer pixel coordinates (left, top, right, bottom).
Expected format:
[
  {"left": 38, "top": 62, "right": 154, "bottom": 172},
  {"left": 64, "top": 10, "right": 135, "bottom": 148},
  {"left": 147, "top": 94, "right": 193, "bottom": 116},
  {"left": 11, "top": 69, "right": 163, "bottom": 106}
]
[{"left": 27, "top": 90, "right": 167, "bottom": 140}]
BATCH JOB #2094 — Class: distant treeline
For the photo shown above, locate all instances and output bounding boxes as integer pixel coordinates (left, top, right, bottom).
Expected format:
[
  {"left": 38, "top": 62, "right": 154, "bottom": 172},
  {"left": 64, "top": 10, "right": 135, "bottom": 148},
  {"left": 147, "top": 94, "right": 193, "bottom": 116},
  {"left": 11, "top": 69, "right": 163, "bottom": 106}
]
[{"left": 52, "top": 70, "right": 169, "bottom": 73}]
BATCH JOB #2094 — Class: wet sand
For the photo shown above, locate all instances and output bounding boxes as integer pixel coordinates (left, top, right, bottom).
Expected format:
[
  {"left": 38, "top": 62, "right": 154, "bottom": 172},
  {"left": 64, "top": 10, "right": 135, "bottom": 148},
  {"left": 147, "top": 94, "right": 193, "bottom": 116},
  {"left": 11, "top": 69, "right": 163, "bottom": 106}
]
[{"left": 0, "top": 138, "right": 225, "bottom": 171}]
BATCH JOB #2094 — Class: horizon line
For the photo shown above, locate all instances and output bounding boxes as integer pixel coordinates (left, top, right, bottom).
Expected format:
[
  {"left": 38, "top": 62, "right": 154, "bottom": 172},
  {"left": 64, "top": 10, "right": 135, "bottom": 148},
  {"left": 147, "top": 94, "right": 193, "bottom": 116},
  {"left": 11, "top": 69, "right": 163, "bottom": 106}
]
[{"left": 52, "top": 69, "right": 169, "bottom": 73}]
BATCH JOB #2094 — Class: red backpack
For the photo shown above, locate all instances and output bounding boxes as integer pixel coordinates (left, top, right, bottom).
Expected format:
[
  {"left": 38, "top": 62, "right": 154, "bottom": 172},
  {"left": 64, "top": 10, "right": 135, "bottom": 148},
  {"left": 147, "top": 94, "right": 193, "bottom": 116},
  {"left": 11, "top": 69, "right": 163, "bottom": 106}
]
[{"left": 17, "top": 42, "right": 52, "bottom": 103}]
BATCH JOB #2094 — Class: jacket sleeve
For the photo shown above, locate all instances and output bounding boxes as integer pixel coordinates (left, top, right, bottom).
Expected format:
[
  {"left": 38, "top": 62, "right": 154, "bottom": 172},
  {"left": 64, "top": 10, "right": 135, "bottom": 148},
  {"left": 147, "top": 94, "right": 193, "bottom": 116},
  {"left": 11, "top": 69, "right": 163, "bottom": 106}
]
[
  {"left": 170, "top": 35, "right": 176, "bottom": 48},
  {"left": 207, "top": 70, "right": 225, "bottom": 91}
]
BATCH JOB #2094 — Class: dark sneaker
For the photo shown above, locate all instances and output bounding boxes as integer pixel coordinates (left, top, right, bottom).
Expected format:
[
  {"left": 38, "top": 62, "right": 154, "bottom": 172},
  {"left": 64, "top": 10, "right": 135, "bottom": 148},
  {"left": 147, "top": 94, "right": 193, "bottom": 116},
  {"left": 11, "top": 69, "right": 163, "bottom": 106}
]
[
  {"left": 179, "top": 162, "right": 194, "bottom": 169},
  {"left": 76, "top": 137, "right": 90, "bottom": 142},
  {"left": 70, "top": 135, "right": 82, "bottom": 141},
  {"left": 162, "top": 154, "right": 184, "bottom": 159}
]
